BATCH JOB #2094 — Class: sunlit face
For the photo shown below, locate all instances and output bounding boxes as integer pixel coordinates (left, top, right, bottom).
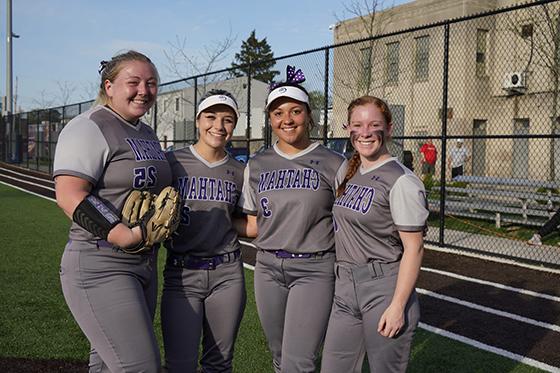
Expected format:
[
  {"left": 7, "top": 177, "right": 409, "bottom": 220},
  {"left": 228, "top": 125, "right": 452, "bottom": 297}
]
[
  {"left": 347, "top": 103, "right": 392, "bottom": 165},
  {"left": 104, "top": 60, "right": 158, "bottom": 122},
  {"left": 196, "top": 104, "right": 237, "bottom": 151},
  {"left": 269, "top": 97, "right": 310, "bottom": 152}
]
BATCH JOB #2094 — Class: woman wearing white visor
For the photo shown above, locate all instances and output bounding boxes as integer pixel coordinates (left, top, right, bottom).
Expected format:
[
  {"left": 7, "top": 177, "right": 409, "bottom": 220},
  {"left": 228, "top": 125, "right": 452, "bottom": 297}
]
[{"left": 162, "top": 89, "right": 252, "bottom": 372}]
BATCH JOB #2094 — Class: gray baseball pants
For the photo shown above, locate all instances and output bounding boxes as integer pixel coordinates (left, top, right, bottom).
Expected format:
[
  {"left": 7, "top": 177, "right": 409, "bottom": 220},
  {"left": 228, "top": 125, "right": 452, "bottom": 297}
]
[
  {"left": 321, "top": 261, "right": 420, "bottom": 373},
  {"left": 254, "top": 250, "right": 335, "bottom": 373},
  {"left": 59, "top": 240, "right": 160, "bottom": 373},
  {"left": 161, "top": 258, "right": 246, "bottom": 373}
]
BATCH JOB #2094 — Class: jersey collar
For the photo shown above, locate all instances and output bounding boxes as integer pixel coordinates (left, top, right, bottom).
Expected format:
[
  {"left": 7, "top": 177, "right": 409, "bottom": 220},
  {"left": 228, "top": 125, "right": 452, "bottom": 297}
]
[{"left": 272, "top": 141, "right": 320, "bottom": 160}]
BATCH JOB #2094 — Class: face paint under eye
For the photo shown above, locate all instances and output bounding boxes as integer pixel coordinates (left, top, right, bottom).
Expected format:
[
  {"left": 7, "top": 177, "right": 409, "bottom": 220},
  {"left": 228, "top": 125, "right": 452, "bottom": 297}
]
[{"left": 350, "top": 129, "right": 385, "bottom": 146}]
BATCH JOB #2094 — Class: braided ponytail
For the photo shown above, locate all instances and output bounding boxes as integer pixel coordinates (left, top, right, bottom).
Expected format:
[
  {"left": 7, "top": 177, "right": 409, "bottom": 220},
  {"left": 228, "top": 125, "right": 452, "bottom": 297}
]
[{"left": 336, "top": 151, "right": 361, "bottom": 198}]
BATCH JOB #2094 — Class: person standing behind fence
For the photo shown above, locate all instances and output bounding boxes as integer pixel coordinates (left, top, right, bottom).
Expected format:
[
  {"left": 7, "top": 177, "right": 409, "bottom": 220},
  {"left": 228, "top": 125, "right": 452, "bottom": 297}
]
[
  {"left": 419, "top": 138, "right": 437, "bottom": 181},
  {"left": 161, "top": 89, "right": 251, "bottom": 373},
  {"left": 53, "top": 50, "right": 168, "bottom": 373},
  {"left": 449, "top": 138, "right": 470, "bottom": 180},
  {"left": 239, "top": 66, "right": 347, "bottom": 373},
  {"left": 527, "top": 208, "right": 560, "bottom": 246},
  {"left": 321, "top": 96, "right": 428, "bottom": 373}
]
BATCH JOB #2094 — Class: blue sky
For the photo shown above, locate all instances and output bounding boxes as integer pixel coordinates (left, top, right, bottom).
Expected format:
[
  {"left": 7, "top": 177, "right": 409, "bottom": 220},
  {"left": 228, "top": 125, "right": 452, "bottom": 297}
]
[{"left": 0, "top": 0, "right": 409, "bottom": 111}]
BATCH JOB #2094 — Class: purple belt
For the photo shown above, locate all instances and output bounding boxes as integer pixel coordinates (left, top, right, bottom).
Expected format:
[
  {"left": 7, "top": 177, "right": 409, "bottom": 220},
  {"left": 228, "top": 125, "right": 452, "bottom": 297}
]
[
  {"left": 271, "top": 249, "right": 332, "bottom": 259},
  {"left": 168, "top": 249, "right": 241, "bottom": 270}
]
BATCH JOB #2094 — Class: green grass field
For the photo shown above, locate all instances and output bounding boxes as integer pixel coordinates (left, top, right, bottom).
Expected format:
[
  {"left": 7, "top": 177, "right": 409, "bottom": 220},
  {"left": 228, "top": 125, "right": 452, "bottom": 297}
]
[{"left": 0, "top": 183, "right": 546, "bottom": 372}]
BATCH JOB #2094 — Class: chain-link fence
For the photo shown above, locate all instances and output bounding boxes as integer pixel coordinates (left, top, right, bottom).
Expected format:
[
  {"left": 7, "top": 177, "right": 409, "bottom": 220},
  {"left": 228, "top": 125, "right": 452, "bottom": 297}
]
[{"left": 2, "top": 0, "right": 560, "bottom": 269}]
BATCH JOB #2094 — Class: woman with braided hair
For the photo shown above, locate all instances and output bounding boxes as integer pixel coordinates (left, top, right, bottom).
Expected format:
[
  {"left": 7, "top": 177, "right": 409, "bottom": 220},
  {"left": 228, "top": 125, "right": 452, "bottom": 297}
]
[
  {"left": 321, "top": 96, "right": 428, "bottom": 373},
  {"left": 54, "top": 50, "right": 169, "bottom": 372},
  {"left": 239, "top": 66, "right": 347, "bottom": 372}
]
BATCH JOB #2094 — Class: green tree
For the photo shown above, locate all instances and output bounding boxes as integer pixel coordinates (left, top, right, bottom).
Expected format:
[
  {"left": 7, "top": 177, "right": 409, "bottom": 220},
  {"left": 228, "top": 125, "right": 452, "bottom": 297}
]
[{"left": 231, "top": 30, "right": 279, "bottom": 83}]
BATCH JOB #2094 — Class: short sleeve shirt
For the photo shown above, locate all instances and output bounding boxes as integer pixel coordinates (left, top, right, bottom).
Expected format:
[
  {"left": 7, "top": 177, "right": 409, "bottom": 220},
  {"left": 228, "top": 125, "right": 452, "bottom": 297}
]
[
  {"left": 165, "top": 145, "right": 245, "bottom": 257},
  {"left": 53, "top": 105, "right": 172, "bottom": 241},
  {"left": 240, "top": 142, "right": 347, "bottom": 253},
  {"left": 333, "top": 158, "right": 428, "bottom": 265},
  {"left": 420, "top": 143, "right": 437, "bottom": 165},
  {"left": 450, "top": 147, "right": 469, "bottom": 168}
]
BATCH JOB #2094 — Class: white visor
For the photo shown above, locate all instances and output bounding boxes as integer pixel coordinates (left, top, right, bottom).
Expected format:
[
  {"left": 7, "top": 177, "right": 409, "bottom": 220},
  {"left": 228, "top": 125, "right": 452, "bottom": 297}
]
[
  {"left": 196, "top": 95, "right": 240, "bottom": 119},
  {"left": 265, "top": 86, "right": 309, "bottom": 109}
]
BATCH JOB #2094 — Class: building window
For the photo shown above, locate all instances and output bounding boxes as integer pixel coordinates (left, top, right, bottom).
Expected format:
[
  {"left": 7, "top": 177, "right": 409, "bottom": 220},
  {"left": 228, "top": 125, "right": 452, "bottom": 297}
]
[
  {"left": 476, "top": 29, "right": 488, "bottom": 77},
  {"left": 386, "top": 41, "right": 400, "bottom": 85},
  {"left": 360, "top": 46, "right": 372, "bottom": 90},
  {"left": 415, "top": 35, "right": 430, "bottom": 81},
  {"left": 175, "top": 97, "right": 180, "bottom": 112}
]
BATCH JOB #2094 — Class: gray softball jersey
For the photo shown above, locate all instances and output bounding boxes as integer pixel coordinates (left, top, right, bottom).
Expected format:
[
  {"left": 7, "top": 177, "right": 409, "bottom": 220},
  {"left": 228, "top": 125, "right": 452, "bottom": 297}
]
[
  {"left": 240, "top": 142, "right": 347, "bottom": 253},
  {"left": 333, "top": 157, "right": 428, "bottom": 264},
  {"left": 53, "top": 105, "right": 172, "bottom": 241},
  {"left": 165, "top": 145, "right": 245, "bottom": 257}
]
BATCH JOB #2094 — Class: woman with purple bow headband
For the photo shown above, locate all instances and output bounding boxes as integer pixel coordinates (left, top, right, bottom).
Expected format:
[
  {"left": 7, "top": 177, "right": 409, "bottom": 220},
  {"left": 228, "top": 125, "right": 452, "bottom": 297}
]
[{"left": 239, "top": 66, "right": 348, "bottom": 372}]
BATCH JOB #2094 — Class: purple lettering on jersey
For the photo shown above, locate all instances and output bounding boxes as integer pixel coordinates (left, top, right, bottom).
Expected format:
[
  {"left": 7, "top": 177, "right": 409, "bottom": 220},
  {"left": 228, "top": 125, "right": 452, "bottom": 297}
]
[
  {"left": 198, "top": 177, "right": 209, "bottom": 200},
  {"left": 360, "top": 188, "right": 375, "bottom": 214},
  {"left": 258, "top": 172, "right": 270, "bottom": 193},
  {"left": 275, "top": 169, "right": 287, "bottom": 189},
  {"left": 216, "top": 179, "right": 225, "bottom": 201},
  {"left": 181, "top": 176, "right": 236, "bottom": 205},
  {"left": 302, "top": 168, "right": 312, "bottom": 189},
  {"left": 292, "top": 169, "right": 302, "bottom": 188},
  {"left": 258, "top": 168, "right": 321, "bottom": 193},
  {"left": 335, "top": 183, "right": 375, "bottom": 214},
  {"left": 208, "top": 178, "right": 216, "bottom": 200},
  {"left": 126, "top": 138, "right": 144, "bottom": 161},
  {"left": 310, "top": 169, "right": 320, "bottom": 190},
  {"left": 125, "top": 138, "right": 166, "bottom": 162},
  {"left": 187, "top": 177, "right": 198, "bottom": 200},
  {"left": 285, "top": 169, "right": 295, "bottom": 188},
  {"left": 177, "top": 176, "right": 189, "bottom": 199},
  {"left": 225, "top": 180, "right": 234, "bottom": 204},
  {"left": 266, "top": 170, "right": 277, "bottom": 191}
]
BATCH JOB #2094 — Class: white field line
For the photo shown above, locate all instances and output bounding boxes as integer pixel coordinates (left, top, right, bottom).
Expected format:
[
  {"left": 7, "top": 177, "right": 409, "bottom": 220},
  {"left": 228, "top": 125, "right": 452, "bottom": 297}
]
[
  {"left": 0, "top": 167, "right": 54, "bottom": 184},
  {"left": 1, "top": 187, "right": 558, "bottom": 370},
  {"left": 240, "top": 240, "right": 559, "bottom": 303},
  {"left": 425, "top": 244, "right": 560, "bottom": 275},
  {"left": 0, "top": 173, "right": 55, "bottom": 191},
  {"left": 0, "top": 181, "right": 56, "bottom": 202},
  {"left": 419, "top": 322, "right": 560, "bottom": 373},
  {"left": 417, "top": 288, "right": 560, "bottom": 332},
  {"left": 421, "top": 266, "right": 560, "bottom": 302}
]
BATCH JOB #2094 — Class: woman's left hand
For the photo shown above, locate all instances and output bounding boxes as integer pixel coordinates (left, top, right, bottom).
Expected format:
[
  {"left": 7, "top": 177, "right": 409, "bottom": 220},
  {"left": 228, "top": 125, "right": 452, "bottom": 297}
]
[{"left": 377, "top": 302, "right": 405, "bottom": 338}]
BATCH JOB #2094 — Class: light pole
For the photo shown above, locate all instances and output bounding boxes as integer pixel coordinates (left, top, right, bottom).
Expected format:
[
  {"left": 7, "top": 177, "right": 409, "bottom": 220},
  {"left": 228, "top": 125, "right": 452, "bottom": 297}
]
[{"left": 6, "top": 0, "right": 20, "bottom": 161}]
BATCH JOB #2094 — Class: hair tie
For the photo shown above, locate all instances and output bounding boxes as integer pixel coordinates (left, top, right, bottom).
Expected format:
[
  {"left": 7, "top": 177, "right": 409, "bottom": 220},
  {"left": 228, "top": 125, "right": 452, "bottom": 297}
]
[{"left": 98, "top": 60, "right": 109, "bottom": 75}]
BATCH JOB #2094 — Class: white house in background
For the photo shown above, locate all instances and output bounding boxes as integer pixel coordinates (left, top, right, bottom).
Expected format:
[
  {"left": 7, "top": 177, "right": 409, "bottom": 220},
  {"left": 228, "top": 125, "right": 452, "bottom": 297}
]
[{"left": 144, "top": 77, "right": 270, "bottom": 150}]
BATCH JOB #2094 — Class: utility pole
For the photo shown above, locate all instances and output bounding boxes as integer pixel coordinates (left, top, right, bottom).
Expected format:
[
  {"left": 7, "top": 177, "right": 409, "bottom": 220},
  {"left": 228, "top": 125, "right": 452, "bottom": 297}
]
[{"left": 6, "top": 0, "right": 20, "bottom": 161}]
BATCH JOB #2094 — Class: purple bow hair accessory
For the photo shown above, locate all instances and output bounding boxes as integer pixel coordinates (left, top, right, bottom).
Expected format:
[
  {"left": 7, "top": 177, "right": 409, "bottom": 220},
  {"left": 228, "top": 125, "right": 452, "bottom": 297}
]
[
  {"left": 286, "top": 65, "right": 305, "bottom": 84},
  {"left": 269, "top": 65, "right": 306, "bottom": 90}
]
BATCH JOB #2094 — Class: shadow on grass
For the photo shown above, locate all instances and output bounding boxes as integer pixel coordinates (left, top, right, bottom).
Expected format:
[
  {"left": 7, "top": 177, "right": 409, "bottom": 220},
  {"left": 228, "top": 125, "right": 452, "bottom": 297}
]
[{"left": 0, "top": 357, "right": 87, "bottom": 373}]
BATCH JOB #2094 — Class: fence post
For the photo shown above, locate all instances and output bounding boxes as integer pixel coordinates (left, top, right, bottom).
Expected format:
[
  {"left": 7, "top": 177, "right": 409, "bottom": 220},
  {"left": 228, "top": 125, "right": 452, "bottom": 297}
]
[
  {"left": 439, "top": 23, "right": 450, "bottom": 246},
  {"left": 323, "top": 48, "right": 330, "bottom": 146},
  {"left": 246, "top": 70, "right": 252, "bottom": 156},
  {"left": 193, "top": 77, "right": 198, "bottom": 142}
]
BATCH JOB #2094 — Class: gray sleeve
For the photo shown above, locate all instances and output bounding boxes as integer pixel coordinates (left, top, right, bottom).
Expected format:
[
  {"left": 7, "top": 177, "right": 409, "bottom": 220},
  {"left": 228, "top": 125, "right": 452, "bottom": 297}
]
[
  {"left": 334, "top": 159, "right": 348, "bottom": 191},
  {"left": 389, "top": 174, "right": 428, "bottom": 231},
  {"left": 53, "top": 116, "right": 110, "bottom": 184},
  {"left": 239, "top": 164, "right": 257, "bottom": 215}
]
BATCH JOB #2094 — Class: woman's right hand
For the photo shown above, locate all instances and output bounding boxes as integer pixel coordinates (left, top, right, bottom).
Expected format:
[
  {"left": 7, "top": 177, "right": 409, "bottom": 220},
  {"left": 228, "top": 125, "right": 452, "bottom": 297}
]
[{"left": 107, "top": 224, "right": 144, "bottom": 249}]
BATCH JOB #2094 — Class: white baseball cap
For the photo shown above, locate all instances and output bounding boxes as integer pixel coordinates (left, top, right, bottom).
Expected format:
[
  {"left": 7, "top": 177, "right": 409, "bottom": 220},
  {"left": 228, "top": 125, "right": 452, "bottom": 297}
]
[
  {"left": 196, "top": 94, "right": 240, "bottom": 119},
  {"left": 265, "top": 85, "right": 309, "bottom": 110}
]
